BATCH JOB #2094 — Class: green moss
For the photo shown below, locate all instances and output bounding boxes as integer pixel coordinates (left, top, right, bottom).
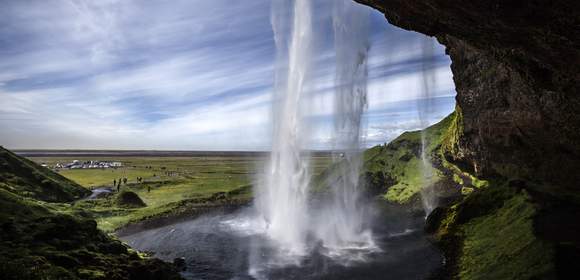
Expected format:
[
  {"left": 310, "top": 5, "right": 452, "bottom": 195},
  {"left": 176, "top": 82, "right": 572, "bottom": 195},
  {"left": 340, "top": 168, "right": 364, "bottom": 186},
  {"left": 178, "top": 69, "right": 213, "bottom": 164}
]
[
  {"left": 0, "top": 187, "right": 183, "bottom": 279},
  {"left": 442, "top": 105, "right": 464, "bottom": 157},
  {"left": 457, "top": 191, "right": 554, "bottom": 279},
  {"left": 77, "top": 268, "right": 106, "bottom": 279},
  {"left": 431, "top": 181, "right": 557, "bottom": 279},
  {"left": 461, "top": 187, "right": 474, "bottom": 195},
  {"left": 440, "top": 152, "right": 489, "bottom": 190},
  {"left": 453, "top": 173, "right": 464, "bottom": 185}
]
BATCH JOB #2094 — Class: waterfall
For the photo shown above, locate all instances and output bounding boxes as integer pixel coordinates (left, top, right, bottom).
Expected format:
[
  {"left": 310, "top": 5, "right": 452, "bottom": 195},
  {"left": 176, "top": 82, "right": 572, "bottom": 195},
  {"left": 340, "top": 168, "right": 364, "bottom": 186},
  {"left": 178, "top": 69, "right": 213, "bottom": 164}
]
[
  {"left": 253, "top": 0, "right": 375, "bottom": 270},
  {"left": 418, "top": 36, "right": 437, "bottom": 216},
  {"left": 255, "top": 0, "right": 313, "bottom": 256},
  {"left": 314, "top": 0, "right": 374, "bottom": 250}
]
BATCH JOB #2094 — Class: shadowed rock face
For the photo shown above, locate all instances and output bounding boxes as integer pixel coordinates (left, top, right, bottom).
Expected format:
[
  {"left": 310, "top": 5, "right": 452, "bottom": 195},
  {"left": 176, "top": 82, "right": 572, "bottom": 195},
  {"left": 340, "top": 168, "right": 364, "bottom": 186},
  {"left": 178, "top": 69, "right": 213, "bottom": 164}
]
[{"left": 356, "top": 0, "right": 580, "bottom": 189}]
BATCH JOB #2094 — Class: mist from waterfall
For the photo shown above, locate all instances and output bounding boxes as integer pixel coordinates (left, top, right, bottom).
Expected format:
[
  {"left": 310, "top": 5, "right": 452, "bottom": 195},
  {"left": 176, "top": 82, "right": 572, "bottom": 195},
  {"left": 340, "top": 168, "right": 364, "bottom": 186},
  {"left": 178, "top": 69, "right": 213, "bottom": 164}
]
[
  {"left": 313, "top": 0, "right": 374, "bottom": 250},
  {"left": 418, "top": 36, "right": 438, "bottom": 216}
]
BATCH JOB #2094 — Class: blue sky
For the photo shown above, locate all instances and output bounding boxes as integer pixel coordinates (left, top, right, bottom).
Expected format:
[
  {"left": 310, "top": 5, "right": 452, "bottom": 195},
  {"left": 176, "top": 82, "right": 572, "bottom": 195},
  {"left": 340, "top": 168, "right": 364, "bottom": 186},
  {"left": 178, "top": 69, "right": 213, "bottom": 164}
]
[{"left": 0, "top": 0, "right": 456, "bottom": 150}]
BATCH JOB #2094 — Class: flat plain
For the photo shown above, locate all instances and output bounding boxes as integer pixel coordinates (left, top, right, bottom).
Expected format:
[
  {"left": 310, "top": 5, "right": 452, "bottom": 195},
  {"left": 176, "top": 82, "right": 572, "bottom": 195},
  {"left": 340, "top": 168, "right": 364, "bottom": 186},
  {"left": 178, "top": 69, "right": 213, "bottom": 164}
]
[{"left": 27, "top": 153, "right": 333, "bottom": 232}]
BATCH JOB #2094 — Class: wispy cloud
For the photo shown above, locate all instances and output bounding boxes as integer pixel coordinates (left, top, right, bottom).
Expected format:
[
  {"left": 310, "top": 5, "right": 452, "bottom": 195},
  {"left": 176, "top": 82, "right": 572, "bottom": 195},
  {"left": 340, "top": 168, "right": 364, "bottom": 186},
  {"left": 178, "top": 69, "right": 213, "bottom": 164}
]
[{"left": 0, "top": 0, "right": 455, "bottom": 150}]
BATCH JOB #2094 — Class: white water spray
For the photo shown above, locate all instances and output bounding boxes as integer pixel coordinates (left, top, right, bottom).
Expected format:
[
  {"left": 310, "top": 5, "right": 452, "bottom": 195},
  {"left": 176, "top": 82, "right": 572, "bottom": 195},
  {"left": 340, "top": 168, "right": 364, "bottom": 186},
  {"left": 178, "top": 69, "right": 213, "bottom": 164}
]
[
  {"left": 255, "top": 0, "right": 313, "bottom": 256},
  {"left": 253, "top": 0, "right": 375, "bottom": 271},
  {"left": 418, "top": 37, "right": 438, "bottom": 216},
  {"left": 314, "top": 0, "right": 374, "bottom": 250}
]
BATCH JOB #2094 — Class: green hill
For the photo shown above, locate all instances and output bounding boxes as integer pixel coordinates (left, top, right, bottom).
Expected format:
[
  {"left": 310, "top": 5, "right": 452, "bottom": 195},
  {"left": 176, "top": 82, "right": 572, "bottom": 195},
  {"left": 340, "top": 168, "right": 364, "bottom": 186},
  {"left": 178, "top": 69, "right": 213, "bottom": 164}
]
[
  {"left": 314, "top": 112, "right": 474, "bottom": 206},
  {"left": 0, "top": 147, "right": 183, "bottom": 280},
  {"left": 362, "top": 113, "right": 457, "bottom": 204},
  {"left": 0, "top": 147, "right": 90, "bottom": 202}
]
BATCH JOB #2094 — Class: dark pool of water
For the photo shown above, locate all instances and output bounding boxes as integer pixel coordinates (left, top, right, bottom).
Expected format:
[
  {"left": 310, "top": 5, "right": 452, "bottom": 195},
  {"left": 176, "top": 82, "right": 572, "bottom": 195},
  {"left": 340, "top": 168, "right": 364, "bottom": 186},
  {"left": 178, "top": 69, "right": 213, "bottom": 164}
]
[{"left": 121, "top": 206, "right": 442, "bottom": 280}]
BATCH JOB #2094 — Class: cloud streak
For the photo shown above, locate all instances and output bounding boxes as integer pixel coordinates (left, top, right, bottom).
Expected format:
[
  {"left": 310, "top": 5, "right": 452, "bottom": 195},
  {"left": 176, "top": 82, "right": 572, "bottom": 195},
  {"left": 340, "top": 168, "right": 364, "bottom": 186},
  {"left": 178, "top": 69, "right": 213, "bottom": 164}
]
[{"left": 0, "top": 0, "right": 455, "bottom": 150}]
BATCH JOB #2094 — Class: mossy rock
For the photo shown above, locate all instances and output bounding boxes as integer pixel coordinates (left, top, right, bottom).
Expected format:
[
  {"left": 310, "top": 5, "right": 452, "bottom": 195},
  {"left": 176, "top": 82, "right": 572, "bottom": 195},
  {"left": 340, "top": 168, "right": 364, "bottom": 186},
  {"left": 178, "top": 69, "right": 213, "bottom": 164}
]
[
  {"left": 428, "top": 183, "right": 557, "bottom": 279},
  {"left": 116, "top": 191, "right": 147, "bottom": 208}
]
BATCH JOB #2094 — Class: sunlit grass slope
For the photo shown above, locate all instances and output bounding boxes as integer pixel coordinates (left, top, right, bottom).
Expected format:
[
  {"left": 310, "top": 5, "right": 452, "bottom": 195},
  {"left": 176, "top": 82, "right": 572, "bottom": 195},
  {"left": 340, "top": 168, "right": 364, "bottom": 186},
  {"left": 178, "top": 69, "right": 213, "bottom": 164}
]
[
  {"left": 362, "top": 113, "right": 454, "bottom": 203},
  {"left": 314, "top": 113, "right": 460, "bottom": 204}
]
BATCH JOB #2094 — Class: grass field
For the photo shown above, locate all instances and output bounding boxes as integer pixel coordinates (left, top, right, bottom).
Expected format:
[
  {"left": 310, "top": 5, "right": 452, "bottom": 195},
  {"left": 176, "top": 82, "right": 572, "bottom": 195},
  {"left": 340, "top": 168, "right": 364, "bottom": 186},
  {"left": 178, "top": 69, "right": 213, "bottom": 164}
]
[{"left": 29, "top": 155, "right": 333, "bottom": 232}]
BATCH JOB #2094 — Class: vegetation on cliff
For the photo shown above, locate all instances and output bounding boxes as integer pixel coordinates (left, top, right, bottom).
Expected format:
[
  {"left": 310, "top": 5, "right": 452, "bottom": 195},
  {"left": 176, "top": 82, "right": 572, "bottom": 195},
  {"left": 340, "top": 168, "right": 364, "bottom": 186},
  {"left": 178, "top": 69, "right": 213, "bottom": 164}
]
[
  {"left": 427, "top": 182, "right": 555, "bottom": 279},
  {"left": 317, "top": 111, "right": 482, "bottom": 206},
  {"left": 362, "top": 113, "right": 456, "bottom": 204},
  {"left": 327, "top": 107, "right": 563, "bottom": 279}
]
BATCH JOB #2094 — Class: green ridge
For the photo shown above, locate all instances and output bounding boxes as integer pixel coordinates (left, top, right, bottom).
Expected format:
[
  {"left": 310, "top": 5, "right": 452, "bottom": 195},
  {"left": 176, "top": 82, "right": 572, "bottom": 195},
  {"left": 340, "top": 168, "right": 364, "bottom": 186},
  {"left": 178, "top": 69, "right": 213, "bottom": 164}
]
[
  {"left": 362, "top": 113, "right": 455, "bottom": 203},
  {"left": 0, "top": 147, "right": 90, "bottom": 202}
]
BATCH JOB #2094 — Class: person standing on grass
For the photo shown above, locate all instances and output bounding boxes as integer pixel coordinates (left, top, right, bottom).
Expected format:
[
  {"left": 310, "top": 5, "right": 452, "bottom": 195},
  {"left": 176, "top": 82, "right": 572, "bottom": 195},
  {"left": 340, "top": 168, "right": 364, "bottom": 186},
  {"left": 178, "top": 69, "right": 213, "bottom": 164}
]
[
  {"left": 113, "top": 179, "right": 116, "bottom": 188},
  {"left": 123, "top": 177, "right": 127, "bottom": 185},
  {"left": 148, "top": 185, "right": 151, "bottom": 193}
]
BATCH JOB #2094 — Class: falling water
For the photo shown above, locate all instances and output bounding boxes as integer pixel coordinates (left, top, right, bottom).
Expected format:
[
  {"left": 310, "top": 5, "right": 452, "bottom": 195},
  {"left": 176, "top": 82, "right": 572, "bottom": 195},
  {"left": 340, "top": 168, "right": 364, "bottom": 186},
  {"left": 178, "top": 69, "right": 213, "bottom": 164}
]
[
  {"left": 254, "top": 0, "right": 375, "bottom": 272},
  {"left": 418, "top": 36, "right": 437, "bottom": 216},
  {"left": 314, "top": 0, "right": 374, "bottom": 250},
  {"left": 255, "top": 0, "right": 313, "bottom": 256}
]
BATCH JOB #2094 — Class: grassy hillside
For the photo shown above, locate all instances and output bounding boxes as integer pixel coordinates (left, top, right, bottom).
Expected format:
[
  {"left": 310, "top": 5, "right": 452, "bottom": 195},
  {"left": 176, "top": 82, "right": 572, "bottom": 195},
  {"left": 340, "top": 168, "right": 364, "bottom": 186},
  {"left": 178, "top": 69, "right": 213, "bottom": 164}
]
[
  {"left": 349, "top": 111, "right": 488, "bottom": 206},
  {"left": 362, "top": 113, "right": 456, "bottom": 204},
  {"left": 314, "top": 112, "right": 474, "bottom": 205},
  {"left": 0, "top": 147, "right": 90, "bottom": 202},
  {"left": 315, "top": 109, "right": 562, "bottom": 279},
  {"left": 0, "top": 148, "right": 183, "bottom": 280}
]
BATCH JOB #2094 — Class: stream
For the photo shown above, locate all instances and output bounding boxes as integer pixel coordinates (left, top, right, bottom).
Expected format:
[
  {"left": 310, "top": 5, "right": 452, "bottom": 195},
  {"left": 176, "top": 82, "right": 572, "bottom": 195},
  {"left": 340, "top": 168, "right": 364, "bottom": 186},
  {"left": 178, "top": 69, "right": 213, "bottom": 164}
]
[{"left": 120, "top": 204, "right": 442, "bottom": 280}]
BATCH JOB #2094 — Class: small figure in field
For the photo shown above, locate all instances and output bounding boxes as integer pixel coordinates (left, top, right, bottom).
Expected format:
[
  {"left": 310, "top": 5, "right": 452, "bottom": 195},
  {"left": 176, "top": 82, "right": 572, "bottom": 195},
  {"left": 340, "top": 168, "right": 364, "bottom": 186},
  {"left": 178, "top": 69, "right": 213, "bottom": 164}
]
[
  {"left": 113, "top": 179, "right": 116, "bottom": 187},
  {"left": 123, "top": 177, "right": 127, "bottom": 185},
  {"left": 117, "top": 183, "right": 120, "bottom": 192},
  {"left": 147, "top": 185, "right": 151, "bottom": 193}
]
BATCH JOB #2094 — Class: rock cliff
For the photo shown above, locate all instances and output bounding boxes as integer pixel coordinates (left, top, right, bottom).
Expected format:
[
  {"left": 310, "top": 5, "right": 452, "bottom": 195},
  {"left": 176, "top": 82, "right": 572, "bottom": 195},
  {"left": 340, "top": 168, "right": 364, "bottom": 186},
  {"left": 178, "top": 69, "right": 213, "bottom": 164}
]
[
  {"left": 355, "top": 1, "right": 580, "bottom": 278},
  {"left": 356, "top": 0, "right": 580, "bottom": 189}
]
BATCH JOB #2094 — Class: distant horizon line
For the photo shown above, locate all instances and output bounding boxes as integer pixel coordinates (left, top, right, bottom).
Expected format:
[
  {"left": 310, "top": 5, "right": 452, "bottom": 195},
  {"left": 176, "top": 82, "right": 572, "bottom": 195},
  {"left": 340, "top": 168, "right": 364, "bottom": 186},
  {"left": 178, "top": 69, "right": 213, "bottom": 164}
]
[
  {"left": 6, "top": 146, "right": 381, "bottom": 153},
  {"left": 8, "top": 148, "right": 379, "bottom": 157}
]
